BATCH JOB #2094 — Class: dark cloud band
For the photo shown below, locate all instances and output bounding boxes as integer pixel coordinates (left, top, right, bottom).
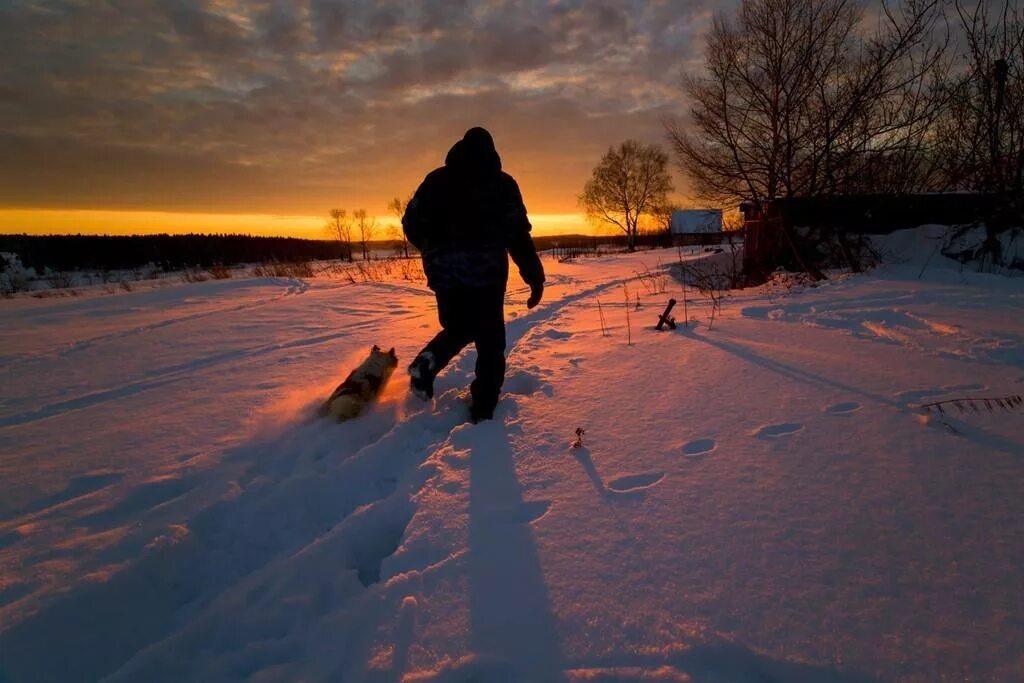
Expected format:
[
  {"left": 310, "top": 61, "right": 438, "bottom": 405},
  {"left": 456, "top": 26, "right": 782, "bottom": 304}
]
[{"left": 0, "top": 0, "right": 716, "bottom": 214}]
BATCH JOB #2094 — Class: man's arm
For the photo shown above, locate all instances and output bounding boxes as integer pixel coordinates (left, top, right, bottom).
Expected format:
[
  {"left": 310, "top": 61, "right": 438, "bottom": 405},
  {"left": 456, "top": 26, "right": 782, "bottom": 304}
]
[
  {"left": 501, "top": 176, "right": 545, "bottom": 289},
  {"left": 402, "top": 174, "right": 439, "bottom": 252}
]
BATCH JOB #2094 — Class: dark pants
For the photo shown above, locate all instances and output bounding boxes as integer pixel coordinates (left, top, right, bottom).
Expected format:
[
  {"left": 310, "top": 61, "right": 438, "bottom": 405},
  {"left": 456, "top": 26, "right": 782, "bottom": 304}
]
[{"left": 421, "top": 286, "right": 506, "bottom": 410}]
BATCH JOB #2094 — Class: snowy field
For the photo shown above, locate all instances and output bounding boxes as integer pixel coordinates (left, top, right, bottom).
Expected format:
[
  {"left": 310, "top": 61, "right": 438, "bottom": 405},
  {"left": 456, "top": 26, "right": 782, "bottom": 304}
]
[{"left": 1, "top": 232, "right": 1023, "bottom": 682}]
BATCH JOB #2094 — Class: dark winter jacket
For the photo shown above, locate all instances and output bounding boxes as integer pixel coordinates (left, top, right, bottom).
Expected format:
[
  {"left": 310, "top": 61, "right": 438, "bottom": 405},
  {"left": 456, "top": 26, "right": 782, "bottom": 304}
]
[{"left": 402, "top": 127, "right": 545, "bottom": 291}]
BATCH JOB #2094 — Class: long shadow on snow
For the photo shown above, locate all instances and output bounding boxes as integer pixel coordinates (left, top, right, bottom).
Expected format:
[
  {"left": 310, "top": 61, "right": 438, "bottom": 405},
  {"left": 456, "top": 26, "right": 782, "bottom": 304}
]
[
  {"left": 330, "top": 402, "right": 566, "bottom": 683},
  {"left": 570, "top": 431, "right": 874, "bottom": 681},
  {"left": 472, "top": 429, "right": 870, "bottom": 681},
  {"left": 467, "top": 419, "right": 567, "bottom": 679},
  {"left": 0, "top": 397, "right": 456, "bottom": 683},
  {"left": 570, "top": 640, "right": 876, "bottom": 682}
]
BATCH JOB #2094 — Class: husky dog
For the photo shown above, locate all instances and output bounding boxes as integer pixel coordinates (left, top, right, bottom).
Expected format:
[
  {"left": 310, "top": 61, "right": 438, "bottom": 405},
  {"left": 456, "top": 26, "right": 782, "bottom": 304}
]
[{"left": 318, "top": 346, "right": 398, "bottom": 421}]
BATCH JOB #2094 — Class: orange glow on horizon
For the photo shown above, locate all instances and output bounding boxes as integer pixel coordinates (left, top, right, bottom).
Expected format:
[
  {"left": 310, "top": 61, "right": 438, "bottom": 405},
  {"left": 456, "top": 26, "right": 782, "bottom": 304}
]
[{"left": 0, "top": 209, "right": 596, "bottom": 239}]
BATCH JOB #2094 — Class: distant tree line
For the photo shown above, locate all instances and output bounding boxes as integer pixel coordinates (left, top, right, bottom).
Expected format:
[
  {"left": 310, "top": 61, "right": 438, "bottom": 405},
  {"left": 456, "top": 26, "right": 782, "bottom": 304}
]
[
  {"left": 0, "top": 233, "right": 351, "bottom": 273},
  {"left": 324, "top": 199, "right": 414, "bottom": 261},
  {"left": 0, "top": 229, "right": 692, "bottom": 281}
]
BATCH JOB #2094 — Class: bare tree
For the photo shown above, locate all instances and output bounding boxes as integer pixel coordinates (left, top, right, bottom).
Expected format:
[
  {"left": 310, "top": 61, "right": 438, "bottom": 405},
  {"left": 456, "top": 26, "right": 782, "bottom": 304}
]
[
  {"left": 938, "top": 1, "right": 1023, "bottom": 226},
  {"left": 387, "top": 196, "right": 412, "bottom": 257},
  {"left": 579, "top": 140, "right": 674, "bottom": 251},
  {"left": 386, "top": 225, "right": 405, "bottom": 256},
  {"left": 353, "top": 209, "right": 376, "bottom": 261},
  {"left": 667, "top": 0, "right": 948, "bottom": 205},
  {"left": 652, "top": 201, "right": 681, "bottom": 235},
  {"left": 325, "top": 208, "right": 353, "bottom": 261}
]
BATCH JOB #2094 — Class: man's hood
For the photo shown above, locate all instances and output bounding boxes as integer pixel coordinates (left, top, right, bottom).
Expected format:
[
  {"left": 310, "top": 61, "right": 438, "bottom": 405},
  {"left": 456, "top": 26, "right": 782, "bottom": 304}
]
[{"left": 445, "top": 127, "right": 502, "bottom": 174}]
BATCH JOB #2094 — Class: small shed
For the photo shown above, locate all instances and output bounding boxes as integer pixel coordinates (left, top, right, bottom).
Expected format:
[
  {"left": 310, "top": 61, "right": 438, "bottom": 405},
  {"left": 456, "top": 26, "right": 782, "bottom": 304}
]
[{"left": 670, "top": 209, "right": 724, "bottom": 245}]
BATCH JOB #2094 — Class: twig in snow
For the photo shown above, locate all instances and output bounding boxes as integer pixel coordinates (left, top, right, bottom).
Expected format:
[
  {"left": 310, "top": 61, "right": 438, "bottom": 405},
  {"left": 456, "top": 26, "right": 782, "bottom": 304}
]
[
  {"left": 678, "top": 260, "right": 726, "bottom": 330},
  {"left": 623, "top": 283, "right": 632, "bottom": 345},
  {"left": 677, "top": 246, "right": 689, "bottom": 327},
  {"left": 596, "top": 298, "right": 609, "bottom": 337},
  {"left": 634, "top": 264, "right": 668, "bottom": 295}
]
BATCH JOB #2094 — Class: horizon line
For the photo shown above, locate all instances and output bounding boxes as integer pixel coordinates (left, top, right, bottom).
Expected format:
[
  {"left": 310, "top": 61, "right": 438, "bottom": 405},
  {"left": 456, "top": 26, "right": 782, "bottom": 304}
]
[{"left": 0, "top": 208, "right": 601, "bottom": 239}]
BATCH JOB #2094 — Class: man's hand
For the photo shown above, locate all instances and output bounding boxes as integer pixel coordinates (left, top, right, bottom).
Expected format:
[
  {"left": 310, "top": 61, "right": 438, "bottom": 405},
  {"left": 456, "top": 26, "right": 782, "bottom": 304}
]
[{"left": 527, "top": 282, "right": 543, "bottom": 309}]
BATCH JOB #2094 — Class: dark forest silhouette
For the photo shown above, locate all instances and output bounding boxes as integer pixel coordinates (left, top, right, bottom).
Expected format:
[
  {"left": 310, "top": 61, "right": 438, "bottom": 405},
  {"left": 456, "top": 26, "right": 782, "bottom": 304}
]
[
  {"left": 0, "top": 232, "right": 682, "bottom": 276},
  {"left": 1, "top": 233, "right": 351, "bottom": 274}
]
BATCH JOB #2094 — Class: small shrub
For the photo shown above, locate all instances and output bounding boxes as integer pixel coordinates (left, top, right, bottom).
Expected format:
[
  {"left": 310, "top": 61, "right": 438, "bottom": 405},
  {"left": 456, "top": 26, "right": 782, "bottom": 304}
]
[
  {"left": 1, "top": 271, "right": 30, "bottom": 296},
  {"left": 288, "top": 261, "right": 314, "bottom": 278},
  {"left": 45, "top": 269, "right": 75, "bottom": 289},
  {"left": 181, "top": 269, "right": 209, "bottom": 283},
  {"left": 337, "top": 258, "right": 425, "bottom": 284},
  {"left": 208, "top": 263, "right": 232, "bottom": 280},
  {"left": 253, "top": 260, "right": 313, "bottom": 278},
  {"left": 764, "top": 269, "right": 819, "bottom": 302},
  {"left": 635, "top": 263, "right": 668, "bottom": 295},
  {"left": 675, "top": 258, "right": 731, "bottom": 330},
  {"left": 31, "top": 288, "right": 78, "bottom": 298},
  {"left": 398, "top": 259, "right": 425, "bottom": 282}
]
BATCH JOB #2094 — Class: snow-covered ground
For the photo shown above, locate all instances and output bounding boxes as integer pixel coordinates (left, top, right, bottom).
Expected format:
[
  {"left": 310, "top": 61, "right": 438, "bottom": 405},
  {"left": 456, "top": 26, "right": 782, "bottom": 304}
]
[{"left": 1, "top": 233, "right": 1022, "bottom": 682}]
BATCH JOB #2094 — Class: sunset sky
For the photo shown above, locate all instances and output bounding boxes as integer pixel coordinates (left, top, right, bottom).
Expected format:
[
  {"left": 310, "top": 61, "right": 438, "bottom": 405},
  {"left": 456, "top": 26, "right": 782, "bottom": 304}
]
[{"left": 0, "top": 0, "right": 722, "bottom": 238}]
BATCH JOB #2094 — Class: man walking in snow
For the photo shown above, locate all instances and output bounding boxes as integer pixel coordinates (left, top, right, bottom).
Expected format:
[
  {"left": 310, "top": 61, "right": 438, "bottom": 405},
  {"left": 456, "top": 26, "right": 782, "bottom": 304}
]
[{"left": 403, "top": 127, "right": 545, "bottom": 423}]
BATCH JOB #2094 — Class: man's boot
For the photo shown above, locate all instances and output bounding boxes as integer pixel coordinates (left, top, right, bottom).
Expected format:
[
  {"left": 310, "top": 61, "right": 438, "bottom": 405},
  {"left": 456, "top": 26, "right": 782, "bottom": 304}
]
[
  {"left": 408, "top": 351, "right": 436, "bottom": 401},
  {"left": 469, "top": 399, "right": 496, "bottom": 423}
]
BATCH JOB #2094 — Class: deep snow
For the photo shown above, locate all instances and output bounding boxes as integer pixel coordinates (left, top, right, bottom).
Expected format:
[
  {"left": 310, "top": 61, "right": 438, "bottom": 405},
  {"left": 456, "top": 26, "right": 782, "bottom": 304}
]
[{"left": 1, "top": 232, "right": 1022, "bottom": 682}]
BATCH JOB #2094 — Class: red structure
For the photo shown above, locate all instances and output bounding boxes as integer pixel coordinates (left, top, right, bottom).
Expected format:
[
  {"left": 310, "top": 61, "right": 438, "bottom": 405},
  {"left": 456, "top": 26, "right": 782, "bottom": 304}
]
[{"left": 741, "top": 193, "right": 1008, "bottom": 280}]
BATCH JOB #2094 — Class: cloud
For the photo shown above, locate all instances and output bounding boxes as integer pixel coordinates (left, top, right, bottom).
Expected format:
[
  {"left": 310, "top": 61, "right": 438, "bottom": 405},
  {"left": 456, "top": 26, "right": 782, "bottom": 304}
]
[
  {"left": 258, "top": 1, "right": 309, "bottom": 54},
  {"left": 160, "top": 0, "right": 250, "bottom": 54},
  {"left": 0, "top": 0, "right": 722, "bottom": 215}
]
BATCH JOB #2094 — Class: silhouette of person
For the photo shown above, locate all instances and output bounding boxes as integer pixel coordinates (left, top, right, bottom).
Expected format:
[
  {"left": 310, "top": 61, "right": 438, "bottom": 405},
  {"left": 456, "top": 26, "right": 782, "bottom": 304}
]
[{"left": 403, "top": 127, "right": 545, "bottom": 422}]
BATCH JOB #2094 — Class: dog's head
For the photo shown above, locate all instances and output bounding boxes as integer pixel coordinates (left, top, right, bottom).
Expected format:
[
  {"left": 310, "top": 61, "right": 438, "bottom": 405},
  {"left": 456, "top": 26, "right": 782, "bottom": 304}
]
[{"left": 370, "top": 344, "right": 399, "bottom": 369}]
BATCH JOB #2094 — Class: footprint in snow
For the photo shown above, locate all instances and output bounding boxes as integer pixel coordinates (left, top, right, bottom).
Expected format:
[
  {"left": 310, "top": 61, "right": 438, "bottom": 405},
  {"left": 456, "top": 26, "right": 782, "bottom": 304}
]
[
  {"left": 540, "top": 329, "right": 573, "bottom": 341},
  {"left": 607, "top": 471, "right": 665, "bottom": 493},
  {"left": 503, "top": 370, "right": 553, "bottom": 396},
  {"left": 486, "top": 500, "right": 552, "bottom": 525},
  {"left": 754, "top": 423, "right": 804, "bottom": 439},
  {"left": 824, "top": 402, "right": 862, "bottom": 416},
  {"left": 682, "top": 439, "right": 717, "bottom": 457}
]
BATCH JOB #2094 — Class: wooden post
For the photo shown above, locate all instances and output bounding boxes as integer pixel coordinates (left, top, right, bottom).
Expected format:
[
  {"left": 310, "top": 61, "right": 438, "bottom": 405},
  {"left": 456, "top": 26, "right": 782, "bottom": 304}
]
[{"left": 656, "top": 298, "right": 678, "bottom": 330}]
